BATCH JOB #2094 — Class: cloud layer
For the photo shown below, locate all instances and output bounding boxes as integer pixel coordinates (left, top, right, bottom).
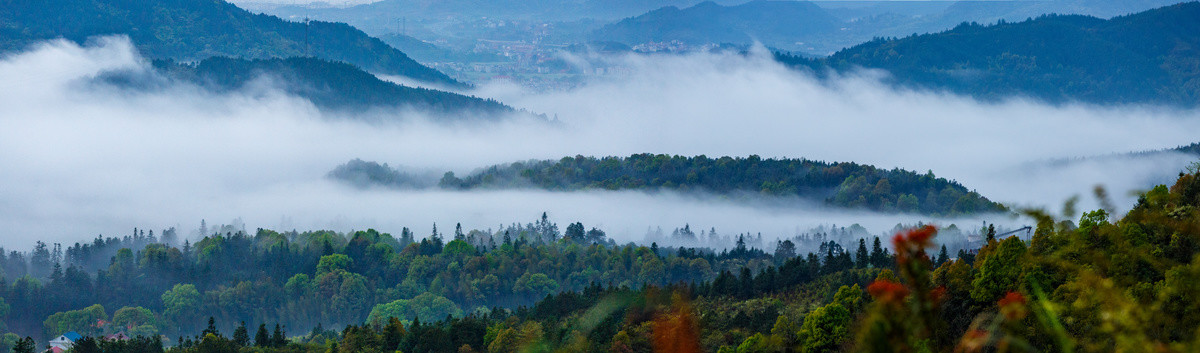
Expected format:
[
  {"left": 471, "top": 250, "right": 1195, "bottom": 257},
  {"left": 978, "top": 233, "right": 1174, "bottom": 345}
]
[{"left": 0, "top": 38, "right": 1196, "bottom": 248}]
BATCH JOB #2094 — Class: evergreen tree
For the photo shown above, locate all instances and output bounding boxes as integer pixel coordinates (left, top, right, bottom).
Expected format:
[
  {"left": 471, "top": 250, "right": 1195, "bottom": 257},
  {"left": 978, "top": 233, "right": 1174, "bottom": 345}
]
[
  {"left": 233, "top": 321, "right": 250, "bottom": 347},
  {"left": 272, "top": 323, "right": 286, "bottom": 347},
  {"left": 855, "top": 238, "right": 869, "bottom": 268},
  {"left": 202, "top": 317, "right": 219, "bottom": 336},
  {"left": 870, "top": 237, "right": 887, "bottom": 268},
  {"left": 255, "top": 324, "right": 270, "bottom": 347},
  {"left": 936, "top": 245, "right": 950, "bottom": 266},
  {"left": 72, "top": 337, "right": 100, "bottom": 353}
]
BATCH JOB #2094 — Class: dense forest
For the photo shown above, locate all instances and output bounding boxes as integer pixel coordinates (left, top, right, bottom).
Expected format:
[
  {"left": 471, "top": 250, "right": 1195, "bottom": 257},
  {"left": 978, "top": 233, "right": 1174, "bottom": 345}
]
[
  {"left": 147, "top": 57, "right": 515, "bottom": 117},
  {"left": 3, "top": 165, "right": 1200, "bottom": 352},
  {"left": 0, "top": 212, "right": 919, "bottom": 349},
  {"left": 430, "top": 154, "right": 1001, "bottom": 215},
  {"left": 777, "top": 2, "right": 1200, "bottom": 107},
  {"left": 0, "top": 0, "right": 461, "bottom": 86}
]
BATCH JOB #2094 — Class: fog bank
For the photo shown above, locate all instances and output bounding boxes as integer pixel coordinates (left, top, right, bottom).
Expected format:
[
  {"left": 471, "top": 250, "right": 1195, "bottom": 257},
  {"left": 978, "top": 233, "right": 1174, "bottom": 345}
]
[{"left": 0, "top": 37, "right": 1196, "bottom": 248}]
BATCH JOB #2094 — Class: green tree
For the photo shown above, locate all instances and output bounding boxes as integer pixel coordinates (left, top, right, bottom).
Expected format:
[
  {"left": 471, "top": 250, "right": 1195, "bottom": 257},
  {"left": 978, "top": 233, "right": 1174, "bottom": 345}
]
[
  {"left": 797, "top": 303, "right": 852, "bottom": 353},
  {"left": 43, "top": 304, "right": 107, "bottom": 337},
  {"left": 161, "top": 284, "right": 201, "bottom": 333},
  {"left": 272, "top": 324, "right": 286, "bottom": 347},
  {"left": 856, "top": 239, "right": 870, "bottom": 268},
  {"left": 113, "top": 306, "right": 158, "bottom": 330},
  {"left": 368, "top": 293, "right": 462, "bottom": 324},
  {"left": 13, "top": 337, "right": 34, "bottom": 353},
  {"left": 317, "top": 254, "right": 353, "bottom": 274},
  {"left": 255, "top": 324, "right": 270, "bottom": 347},
  {"left": 72, "top": 337, "right": 100, "bottom": 353},
  {"left": 970, "top": 236, "right": 1028, "bottom": 303}
]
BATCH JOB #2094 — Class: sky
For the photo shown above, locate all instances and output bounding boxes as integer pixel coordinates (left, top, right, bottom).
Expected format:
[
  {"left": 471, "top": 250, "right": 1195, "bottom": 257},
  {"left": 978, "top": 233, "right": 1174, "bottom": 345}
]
[{"left": 0, "top": 36, "right": 1196, "bottom": 249}]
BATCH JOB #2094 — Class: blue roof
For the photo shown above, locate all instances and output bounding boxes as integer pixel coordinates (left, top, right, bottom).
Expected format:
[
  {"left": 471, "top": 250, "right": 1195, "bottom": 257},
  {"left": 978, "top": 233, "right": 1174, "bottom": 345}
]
[{"left": 62, "top": 332, "right": 82, "bottom": 341}]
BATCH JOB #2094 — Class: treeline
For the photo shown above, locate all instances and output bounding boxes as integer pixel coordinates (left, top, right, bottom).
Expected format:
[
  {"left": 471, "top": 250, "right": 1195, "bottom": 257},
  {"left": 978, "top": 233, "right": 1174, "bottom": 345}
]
[
  {"left": 777, "top": 2, "right": 1200, "bottom": 107},
  {"left": 437, "top": 154, "right": 1001, "bottom": 215},
  {"left": 0, "top": 212, "right": 918, "bottom": 344}
]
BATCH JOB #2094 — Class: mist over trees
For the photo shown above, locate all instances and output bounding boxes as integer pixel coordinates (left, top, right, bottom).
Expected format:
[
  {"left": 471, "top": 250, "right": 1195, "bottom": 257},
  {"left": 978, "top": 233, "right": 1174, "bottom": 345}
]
[
  {"left": 433, "top": 154, "right": 1001, "bottom": 215},
  {"left": 2, "top": 169, "right": 1198, "bottom": 352},
  {"left": 0, "top": 212, "right": 937, "bottom": 346}
]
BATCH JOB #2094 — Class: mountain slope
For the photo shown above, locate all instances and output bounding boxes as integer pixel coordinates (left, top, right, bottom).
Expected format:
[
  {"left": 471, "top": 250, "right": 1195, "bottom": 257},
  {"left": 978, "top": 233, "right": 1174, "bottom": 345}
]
[
  {"left": 0, "top": 0, "right": 462, "bottom": 86},
  {"left": 592, "top": 1, "right": 843, "bottom": 49},
  {"left": 778, "top": 2, "right": 1200, "bottom": 106},
  {"left": 147, "top": 56, "right": 513, "bottom": 118}
]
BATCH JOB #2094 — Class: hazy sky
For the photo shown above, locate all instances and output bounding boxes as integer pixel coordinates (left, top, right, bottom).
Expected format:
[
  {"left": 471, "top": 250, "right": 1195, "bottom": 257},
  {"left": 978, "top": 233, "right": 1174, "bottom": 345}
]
[{"left": 1, "top": 37, "right": 1196, "bottom": 248}]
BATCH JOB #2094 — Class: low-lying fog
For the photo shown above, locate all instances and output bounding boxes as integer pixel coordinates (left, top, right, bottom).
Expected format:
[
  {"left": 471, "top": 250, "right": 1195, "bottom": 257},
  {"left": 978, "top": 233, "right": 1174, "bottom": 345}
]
[{"left": 1, "top": 36, "right": 1197, "bottom": 248}]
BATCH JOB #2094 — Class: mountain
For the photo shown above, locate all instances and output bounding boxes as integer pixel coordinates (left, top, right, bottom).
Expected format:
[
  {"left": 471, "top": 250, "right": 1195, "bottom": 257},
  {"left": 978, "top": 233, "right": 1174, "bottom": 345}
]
[
  {"left": 778, "top": 2, "right": 1200, "bottom": 106},
  {"left": 263, "top": 0, "right": 725, "bottom": 24},
  {"left": 592, "top": 1, "right": 843, "bottom": 50},
  {"left": 376, "top": 33, "right": 505, "bottom": 63},
  {"left": 143, "top": 56, "right": 514, "bottom": 117},
  {"left": 354, "top": 154, "right": 1003, "bottom": 216},
  {"left": 0, "top": 0, "right": 462, "bottom": 86}
]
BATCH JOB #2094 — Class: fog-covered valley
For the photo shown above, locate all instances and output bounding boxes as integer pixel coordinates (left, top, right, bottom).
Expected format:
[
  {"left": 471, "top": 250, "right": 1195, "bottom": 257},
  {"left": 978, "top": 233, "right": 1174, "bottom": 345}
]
[{"left": 1, "top": 36, "right": 1197, "bottom": 249}]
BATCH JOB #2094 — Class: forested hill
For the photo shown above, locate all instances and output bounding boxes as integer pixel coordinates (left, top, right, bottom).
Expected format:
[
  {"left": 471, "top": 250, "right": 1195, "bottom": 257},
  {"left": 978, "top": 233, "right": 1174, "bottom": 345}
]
[
  {"left": 777, "top": 2, "right": 1200, "bottom": 107},
  {"left": 433, "top": 154, "right": 1001, "bottom": 215},
  {"left": 0, "top": 0, "right": 462, "bottom": 87},
  {"left": 592, "top": 1, "right": 842, "bottom": 49},
  {"left": 149, "top": 57, "right": 515, "bottom": 117}
]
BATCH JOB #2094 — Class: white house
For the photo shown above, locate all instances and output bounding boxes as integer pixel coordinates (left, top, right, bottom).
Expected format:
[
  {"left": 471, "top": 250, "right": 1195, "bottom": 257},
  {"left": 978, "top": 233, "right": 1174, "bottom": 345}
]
[{"left": 48, "top": 331, "right": 82, "bottom": 350}]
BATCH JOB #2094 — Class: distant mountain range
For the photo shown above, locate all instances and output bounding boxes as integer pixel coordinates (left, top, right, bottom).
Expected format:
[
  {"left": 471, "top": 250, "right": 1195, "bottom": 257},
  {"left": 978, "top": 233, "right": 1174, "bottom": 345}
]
[
  {"left": 591, "top": 0, "right": 1188, "bottom": 53},
  {"left": 262, "top": 0, "right": 737, "bottom": 24},
  {"left": 258, "top": 0, "right": 1186, "bottom": 56},
  {"left": 0, "top": 0, "right": 462, "bottom": 87},
  {"left": 778, "top": 2, "right": 1200, "bottom": 107},
  {"left": 591, "top": 1, "right": 842, "bottom": 49}
]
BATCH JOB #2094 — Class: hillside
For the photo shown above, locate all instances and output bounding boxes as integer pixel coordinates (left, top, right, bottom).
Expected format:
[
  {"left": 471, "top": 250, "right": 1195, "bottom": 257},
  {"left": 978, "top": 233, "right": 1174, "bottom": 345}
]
[
  {"left": 777, "top": 2, "right": 1200, "bottom": 106},
  {"left": 424, "top": 154, "right": 1002, "bottom": 215},
  {"left": 592, "top": 1, "right": 843, "bottom": 50},
  {"left": 0, "top": 0, "right": 462, "bottom": 87},
  {"left": 149, "top": 56, "right": 514, "bottom": 117}
]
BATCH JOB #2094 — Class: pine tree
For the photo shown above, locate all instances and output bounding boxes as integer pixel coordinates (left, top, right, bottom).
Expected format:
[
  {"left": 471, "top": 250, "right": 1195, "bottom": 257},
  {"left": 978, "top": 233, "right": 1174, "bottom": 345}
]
[
  {"left": 255, "top": 324, "right": 270, "bottom": 347},
  {"left": 202, "top": 317, "right": 218, "bottom": 336},
  {"left": 856, "top": 238, "right": 869, "bottom": 268},
  {"left": 936, "top": 245, "right": 950, "bottom": 266},
  {"left": 233, "top": 322, "right": 249, "bottom": 347},
  {"left": 870, "top": 237, "right": 886, "bottom": 268},
  {"left": 272, "top": 323, "right": 286, "bottom": 347}
]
